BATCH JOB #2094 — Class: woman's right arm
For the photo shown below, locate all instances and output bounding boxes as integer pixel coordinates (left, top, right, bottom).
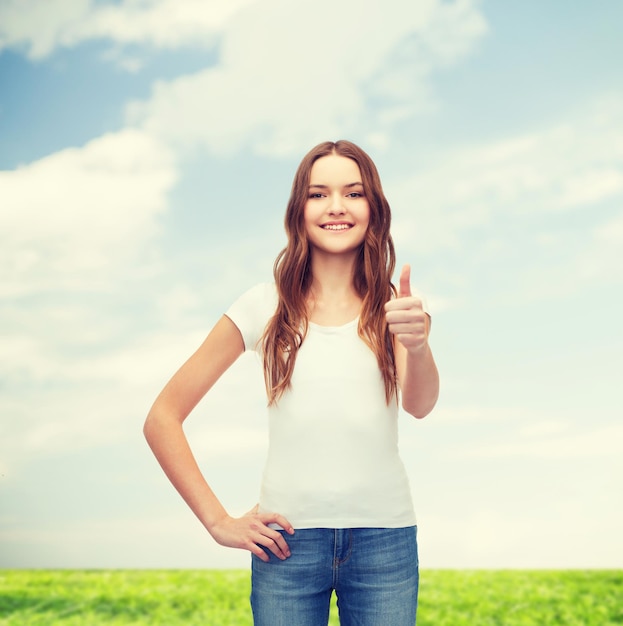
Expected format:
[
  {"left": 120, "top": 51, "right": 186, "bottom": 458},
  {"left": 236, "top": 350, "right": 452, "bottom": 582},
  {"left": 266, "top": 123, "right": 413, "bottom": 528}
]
[{"left": 143, "top": 314, "right": 293, "bottom": 561}]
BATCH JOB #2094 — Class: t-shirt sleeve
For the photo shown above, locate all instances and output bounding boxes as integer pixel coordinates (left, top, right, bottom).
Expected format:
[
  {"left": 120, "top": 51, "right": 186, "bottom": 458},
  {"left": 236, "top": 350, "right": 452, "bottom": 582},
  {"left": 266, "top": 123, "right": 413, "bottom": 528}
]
[{"left": 225, "top": 283, "right": 277, "bottom": 352}]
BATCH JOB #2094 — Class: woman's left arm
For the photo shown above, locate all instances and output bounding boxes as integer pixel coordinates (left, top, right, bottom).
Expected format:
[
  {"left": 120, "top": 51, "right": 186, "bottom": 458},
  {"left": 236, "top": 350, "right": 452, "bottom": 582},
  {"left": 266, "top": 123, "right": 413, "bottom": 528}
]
[{"left": 385, "top": 264, "right": 440, "bottom": 418}]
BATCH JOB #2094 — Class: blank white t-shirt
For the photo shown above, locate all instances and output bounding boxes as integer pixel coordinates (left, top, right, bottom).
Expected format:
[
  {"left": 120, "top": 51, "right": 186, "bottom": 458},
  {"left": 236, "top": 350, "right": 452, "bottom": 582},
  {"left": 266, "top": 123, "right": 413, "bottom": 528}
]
[{"left": 226, "top": 283, "right": 425, "bottom": 529}]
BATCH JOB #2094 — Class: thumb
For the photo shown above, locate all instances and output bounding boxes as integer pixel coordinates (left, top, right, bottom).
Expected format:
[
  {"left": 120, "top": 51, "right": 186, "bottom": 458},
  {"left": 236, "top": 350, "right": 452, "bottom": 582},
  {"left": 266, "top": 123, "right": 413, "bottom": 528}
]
[{"left": 398, "top": 264, "right": 412, "bottom": 298}]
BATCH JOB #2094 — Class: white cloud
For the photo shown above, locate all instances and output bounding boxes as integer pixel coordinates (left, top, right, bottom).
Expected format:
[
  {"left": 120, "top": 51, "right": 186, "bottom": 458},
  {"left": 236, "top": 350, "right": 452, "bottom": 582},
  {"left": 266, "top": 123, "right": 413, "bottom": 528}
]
[
  {"left": 416, "top": 403, "right": 623, "bottom": 461},
  {"left": 420, "top": 506, "right": 623, "bottom": 568},
  {"left": 389, "top": 97, "right": 623, "bottom": 267},
  {"left": 595, "top": 211, "right": 623, "bottom": 243},
  {"left": 0, "top": 320, "right": 266, "bottom": 468},
  {"left": 1, "top": 512, "right": 254, "bottom": 568},
  {"left": 126, "top": 0, "right": 487, "bottom": 156},
  {"left": 76, "top": 0, "right": 257, "bottom": 49},
  {"left": 0, "top": 0, "right": 258, "bottom": 59},
  {"left": 460, "top": 423, "right": 623, "bottom": 460},
  {"left": 400, "top": 403, "right": 623, "bottom": 463},
  {"left": 0, "top": 0, "right": 89, "bottom": 59},
  {"left": 557, "top": 168, "right": 623, "bottom": 209},
  {"left": 0, "top": 128, "right": 177, "bottom": 296},
  {"left": 0, "top": 335, "right": 52, "bottom": 382},
  {"left": 578, "top": 209, "right": 623, "bottom": 282},
  {"left": 0, "top": 0, "right": 486, "bottom": 78}
]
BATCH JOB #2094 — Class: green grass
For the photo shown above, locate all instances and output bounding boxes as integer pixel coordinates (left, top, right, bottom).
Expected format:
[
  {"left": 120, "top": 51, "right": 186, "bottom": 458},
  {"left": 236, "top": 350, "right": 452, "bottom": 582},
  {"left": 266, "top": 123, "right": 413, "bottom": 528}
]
[{"left": 0, "top": 570, "right": 621, "bottom": 625}]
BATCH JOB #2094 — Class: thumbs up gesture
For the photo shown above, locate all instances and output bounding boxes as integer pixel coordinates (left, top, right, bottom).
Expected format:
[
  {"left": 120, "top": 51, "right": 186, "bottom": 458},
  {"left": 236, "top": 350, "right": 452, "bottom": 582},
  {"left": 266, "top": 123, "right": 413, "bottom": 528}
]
[{"left": 384, "top": 264, "right": 429, "bottom": 354}]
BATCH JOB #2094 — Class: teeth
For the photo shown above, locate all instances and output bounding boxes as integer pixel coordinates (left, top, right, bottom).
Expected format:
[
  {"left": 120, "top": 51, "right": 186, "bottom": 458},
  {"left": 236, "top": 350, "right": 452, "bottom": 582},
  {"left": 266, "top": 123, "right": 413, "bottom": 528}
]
[{"left": 322, "top": 224, "right": 352, "bottom": 230}]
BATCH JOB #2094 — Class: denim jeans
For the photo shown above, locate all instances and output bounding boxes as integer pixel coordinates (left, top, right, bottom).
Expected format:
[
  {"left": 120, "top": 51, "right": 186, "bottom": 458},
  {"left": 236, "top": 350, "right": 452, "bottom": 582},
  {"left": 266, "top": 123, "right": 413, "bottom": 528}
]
[{"left": 251, "top": 526, "right": 418, "bottom": 626}]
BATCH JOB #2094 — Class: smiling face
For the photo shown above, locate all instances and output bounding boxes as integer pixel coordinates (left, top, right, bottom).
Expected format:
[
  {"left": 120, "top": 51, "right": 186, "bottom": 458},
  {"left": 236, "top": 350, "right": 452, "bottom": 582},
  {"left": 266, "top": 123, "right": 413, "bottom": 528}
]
[{"left": 303, "top": 153, "right": 370, "bottom": 258}]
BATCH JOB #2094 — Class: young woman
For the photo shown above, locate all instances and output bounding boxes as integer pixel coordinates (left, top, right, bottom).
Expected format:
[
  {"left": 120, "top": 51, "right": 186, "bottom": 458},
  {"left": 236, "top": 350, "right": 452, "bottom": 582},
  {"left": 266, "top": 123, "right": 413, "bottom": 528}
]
[{"left": 144, "top": 140, "right": 439, "bottom": 625}]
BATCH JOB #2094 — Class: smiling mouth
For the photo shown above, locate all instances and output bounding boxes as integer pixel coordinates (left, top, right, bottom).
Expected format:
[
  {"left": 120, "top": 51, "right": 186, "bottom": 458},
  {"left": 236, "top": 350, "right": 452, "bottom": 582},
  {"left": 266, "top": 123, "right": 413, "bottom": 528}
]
[{"left": 321, "top": 223, "right": 353, "bottom": 231}]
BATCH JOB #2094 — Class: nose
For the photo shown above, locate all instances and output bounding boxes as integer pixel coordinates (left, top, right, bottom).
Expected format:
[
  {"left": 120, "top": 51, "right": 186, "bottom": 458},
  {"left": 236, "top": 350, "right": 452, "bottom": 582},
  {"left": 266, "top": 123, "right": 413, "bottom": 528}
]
[{"left": 328, "top": 192, "right": 346, "bottom": 216}]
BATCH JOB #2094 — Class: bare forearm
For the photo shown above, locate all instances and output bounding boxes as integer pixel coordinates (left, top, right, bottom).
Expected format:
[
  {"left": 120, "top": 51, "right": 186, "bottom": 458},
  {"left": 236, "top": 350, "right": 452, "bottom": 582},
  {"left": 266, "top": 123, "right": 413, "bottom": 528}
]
[
  {"left": 142, "top": 317, "right": 294, "bottom": 562},
  {"left": 143, "top": 411, "right": 228, "bottom": 532},
  {"left": 400, "top": 344, "right": 439, "bottom": 418},
  {"left": 385, "top": 265, "right": 439, "bottom": 418},
  {"left": 144, "top": 409, "right": 294, "bottom": 562}
]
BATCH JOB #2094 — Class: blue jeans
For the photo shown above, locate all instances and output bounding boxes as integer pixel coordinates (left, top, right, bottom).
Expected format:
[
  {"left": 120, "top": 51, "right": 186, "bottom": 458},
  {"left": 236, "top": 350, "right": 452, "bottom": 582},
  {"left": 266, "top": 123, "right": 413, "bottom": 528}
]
[{"left": 251, "top": 526, "right": 418, "bottom": 625}]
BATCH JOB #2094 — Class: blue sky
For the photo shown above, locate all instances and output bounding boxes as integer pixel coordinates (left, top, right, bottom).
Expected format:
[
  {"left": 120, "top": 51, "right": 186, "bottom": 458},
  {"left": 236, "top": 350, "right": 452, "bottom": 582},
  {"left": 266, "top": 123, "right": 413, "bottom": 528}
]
[{"left": 1, "top": 0, "right": 622, "bottom": 569}]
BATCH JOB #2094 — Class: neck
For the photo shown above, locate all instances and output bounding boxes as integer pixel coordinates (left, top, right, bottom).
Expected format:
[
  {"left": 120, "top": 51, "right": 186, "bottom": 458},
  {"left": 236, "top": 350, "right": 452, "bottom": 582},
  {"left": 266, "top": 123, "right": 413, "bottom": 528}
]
[{"left": 308, "top": 250, "right": 358, "bottom": 296}]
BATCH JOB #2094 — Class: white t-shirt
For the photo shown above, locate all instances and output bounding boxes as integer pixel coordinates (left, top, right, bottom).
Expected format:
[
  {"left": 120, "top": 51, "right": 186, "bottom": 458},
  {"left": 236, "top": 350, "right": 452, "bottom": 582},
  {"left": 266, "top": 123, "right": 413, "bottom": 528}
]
[{"left": 226, "top": 283, "right": 426, "bottom": 529}]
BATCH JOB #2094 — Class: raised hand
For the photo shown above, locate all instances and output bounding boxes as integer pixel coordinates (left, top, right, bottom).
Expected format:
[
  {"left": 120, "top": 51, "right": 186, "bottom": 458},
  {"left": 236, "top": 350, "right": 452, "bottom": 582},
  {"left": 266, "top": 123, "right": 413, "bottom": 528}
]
[
  {"left": 208, "top": 504, "right": 294, "bottom": 562},
  {"left": 384, "top": 264, "right": 428, "bottom": 354}
]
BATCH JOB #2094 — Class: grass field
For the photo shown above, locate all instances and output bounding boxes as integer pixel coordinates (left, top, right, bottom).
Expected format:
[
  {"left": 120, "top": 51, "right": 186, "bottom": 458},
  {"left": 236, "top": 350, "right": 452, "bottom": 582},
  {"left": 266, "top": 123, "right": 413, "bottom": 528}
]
[{"left": 1, "top": 569, "right": 621, "bottom": 625}]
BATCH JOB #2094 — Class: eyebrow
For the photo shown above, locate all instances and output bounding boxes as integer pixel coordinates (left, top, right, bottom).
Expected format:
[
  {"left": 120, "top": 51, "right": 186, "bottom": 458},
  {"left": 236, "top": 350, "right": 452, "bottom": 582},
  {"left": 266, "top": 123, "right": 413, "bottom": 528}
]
[{"left": 308, "top": 182, "right": 364, "bottom": 190}]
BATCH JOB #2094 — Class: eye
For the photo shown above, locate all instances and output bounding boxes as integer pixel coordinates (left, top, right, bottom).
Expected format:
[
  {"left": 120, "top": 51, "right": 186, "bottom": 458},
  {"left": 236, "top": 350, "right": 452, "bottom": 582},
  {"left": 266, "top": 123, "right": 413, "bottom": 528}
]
[
  {"left": 308, "top": 192, "right": 325, "bottom": 199},
  {"left": 347, "top": 192, "right": 364, "bottom": 198}
]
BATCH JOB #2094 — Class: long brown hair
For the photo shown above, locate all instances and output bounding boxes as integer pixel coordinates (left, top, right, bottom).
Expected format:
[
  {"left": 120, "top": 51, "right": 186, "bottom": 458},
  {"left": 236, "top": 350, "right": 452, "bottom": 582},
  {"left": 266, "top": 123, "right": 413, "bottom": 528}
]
[{"left": 262, "top": 140, "right": 397, "bottom": 405}]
